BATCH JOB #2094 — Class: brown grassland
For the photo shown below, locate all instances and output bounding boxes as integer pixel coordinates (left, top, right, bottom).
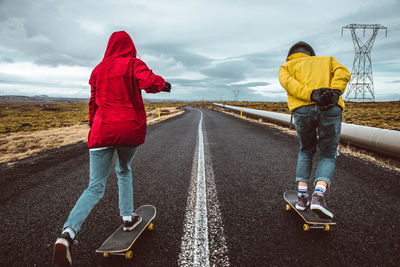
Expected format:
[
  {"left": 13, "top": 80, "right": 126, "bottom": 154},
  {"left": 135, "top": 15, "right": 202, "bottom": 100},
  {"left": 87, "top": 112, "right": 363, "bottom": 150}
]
[
  {"left": 223, "top": 101, "right": 400, "bottom": 131},
  {"left": 0, "top": 102, "right": 186, "bottom": 133},
  {"left": 0, "top": 102, "right": 185, "bottom": 164}
]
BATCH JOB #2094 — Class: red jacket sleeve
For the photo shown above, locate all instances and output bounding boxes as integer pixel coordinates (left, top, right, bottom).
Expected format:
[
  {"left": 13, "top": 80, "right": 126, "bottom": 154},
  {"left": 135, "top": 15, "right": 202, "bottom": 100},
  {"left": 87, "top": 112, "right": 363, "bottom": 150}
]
[
  {"left": 133, "top": 59, "right": 165, "bottom": 93},
  {"left": 88, "top": 71, "right": 97, "bottom": 127}
]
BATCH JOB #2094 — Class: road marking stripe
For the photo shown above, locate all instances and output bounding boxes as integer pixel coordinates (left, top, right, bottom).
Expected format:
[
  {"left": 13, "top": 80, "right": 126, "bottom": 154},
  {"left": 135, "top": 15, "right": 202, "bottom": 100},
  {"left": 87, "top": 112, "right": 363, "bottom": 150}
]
[
  {"left": 194, "top": 110, "right": 210, "bottom": 266},
  {"left": 178, "top": 109, "right": 230, "bottom": 267}
]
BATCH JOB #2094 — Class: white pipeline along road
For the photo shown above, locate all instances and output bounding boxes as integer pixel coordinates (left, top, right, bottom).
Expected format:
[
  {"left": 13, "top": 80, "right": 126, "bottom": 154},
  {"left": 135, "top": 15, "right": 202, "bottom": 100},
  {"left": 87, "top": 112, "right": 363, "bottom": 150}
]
[
  {"left": 0, "top": 106, "right": 399, "bottom": 266},
  {"left": 214, "top": 103, "right": 400, "bottom": 158}
]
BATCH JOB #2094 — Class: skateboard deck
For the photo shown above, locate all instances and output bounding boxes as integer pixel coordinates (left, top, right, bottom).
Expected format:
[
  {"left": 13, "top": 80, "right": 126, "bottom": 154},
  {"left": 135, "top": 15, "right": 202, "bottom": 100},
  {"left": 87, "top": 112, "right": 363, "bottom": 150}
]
[
  {"left": 283, "top": 190, "right": 335, "bottom": 231},
  {"left": 96, "top": 205, "right": 156, "bottom": 259}
]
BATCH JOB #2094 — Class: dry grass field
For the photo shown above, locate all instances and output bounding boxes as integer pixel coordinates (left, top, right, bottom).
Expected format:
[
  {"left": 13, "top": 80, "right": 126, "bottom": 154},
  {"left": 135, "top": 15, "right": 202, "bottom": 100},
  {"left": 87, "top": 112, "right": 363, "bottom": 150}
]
[
  {"left": 0, "top": 102, "right": 186, "bottom": 133},
  {"left": 224, "top": 101, "right": 400, "bottom": 131},
  {"left": 0, "top": 102, "right": 89, "bottom": 133},
  {"left": 0, "top": 102, "right": 185, "bottom": 164}
]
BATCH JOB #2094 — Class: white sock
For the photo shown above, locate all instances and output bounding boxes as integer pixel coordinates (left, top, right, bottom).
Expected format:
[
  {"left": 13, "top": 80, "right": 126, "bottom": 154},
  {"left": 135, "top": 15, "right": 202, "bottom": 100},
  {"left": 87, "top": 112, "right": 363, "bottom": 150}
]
[
  {"left": 298, "top": 184, "right": 308, "bottom": 196},
  {"left": 62, "top": 227, "right": 76, "bottom": 240},
  {"left": 122, "top": 215, "right": 132, "bottom": 222},
  {"left": 314, "top": 184, "right": 327, "bottom": 196}
]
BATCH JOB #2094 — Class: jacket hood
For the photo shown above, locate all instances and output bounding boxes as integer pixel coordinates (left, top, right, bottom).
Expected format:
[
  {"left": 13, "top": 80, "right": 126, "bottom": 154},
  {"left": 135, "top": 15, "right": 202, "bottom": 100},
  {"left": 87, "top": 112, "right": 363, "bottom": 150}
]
[
  {"left": 286, "top": 52, "right": 310, "bottom": 62},
  {"left": 104, "top": 31, "right": 137, "bottom": 59}
]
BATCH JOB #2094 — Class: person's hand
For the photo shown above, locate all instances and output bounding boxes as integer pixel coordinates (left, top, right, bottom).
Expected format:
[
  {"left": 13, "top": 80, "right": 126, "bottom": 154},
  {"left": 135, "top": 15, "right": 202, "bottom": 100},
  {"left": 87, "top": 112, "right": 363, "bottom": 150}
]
[
  {"left": 319, "top": 89, "right": 342, "bottom": 110},
  {"left": 329, "top": 89, "right": 341, "bottom": 104},
  {"left": 311, "top": 88, "right": 330, "bottom": 103},
  {"left": 162, "top": 82, "right": 171, "bottom": 92}
]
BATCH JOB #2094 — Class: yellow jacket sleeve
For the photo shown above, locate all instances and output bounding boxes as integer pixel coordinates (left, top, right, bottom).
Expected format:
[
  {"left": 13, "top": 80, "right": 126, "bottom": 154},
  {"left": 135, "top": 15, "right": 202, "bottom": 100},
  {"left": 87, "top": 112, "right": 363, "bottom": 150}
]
[
  {"left": 279, "top": 64, "right": 312, "bottom": 102},
  {"left": 330, "top": 58, "right": 351, "bottom": 94}
]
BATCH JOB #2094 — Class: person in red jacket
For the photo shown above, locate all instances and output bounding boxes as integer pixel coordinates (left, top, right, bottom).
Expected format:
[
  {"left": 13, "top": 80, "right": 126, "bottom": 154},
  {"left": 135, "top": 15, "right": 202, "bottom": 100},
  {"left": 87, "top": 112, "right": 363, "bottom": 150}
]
[{"left": 53, "top": 31, "right": 171, "bottom": 266}]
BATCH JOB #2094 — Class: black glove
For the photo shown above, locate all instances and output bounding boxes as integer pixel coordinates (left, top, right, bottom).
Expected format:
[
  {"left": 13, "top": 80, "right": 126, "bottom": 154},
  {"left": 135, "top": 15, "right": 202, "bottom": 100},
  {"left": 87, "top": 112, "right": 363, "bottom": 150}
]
[
  {"left": 162, "top": 82, "right": 171, "bottom": 92},
  {"left": 319, "top": 89, "right": 342, "bottom": 111},
  {"left": 311, "top": 88, "right": 330, "bottom": 103}
]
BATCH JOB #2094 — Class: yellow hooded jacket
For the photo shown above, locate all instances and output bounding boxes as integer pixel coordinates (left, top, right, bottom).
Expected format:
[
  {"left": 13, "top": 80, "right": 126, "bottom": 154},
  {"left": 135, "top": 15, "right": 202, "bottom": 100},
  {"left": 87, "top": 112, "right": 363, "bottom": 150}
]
[{"left": 279, "top": 53, "right": 351, "bottom": 112}]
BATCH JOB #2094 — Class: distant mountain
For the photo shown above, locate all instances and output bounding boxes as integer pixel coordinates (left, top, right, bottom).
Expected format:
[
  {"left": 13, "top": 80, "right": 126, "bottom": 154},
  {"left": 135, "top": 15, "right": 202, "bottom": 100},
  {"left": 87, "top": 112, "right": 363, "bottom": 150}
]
[{"left": 0, "top": 95, "right": 89, "bottom": 103}]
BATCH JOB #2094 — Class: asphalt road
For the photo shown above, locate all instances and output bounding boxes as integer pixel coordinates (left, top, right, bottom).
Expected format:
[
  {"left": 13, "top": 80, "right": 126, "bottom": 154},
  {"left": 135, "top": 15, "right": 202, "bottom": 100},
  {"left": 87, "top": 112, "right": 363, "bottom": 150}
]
[{"left": 0, "top": 106, "right": 399, "bottom": 266}]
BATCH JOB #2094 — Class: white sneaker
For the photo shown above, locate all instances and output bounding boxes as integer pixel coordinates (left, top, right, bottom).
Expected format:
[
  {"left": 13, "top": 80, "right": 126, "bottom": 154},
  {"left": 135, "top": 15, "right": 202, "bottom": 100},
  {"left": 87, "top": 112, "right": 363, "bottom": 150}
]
[{"left": 53, "top": 232, "right": 73, "bottom": 266}]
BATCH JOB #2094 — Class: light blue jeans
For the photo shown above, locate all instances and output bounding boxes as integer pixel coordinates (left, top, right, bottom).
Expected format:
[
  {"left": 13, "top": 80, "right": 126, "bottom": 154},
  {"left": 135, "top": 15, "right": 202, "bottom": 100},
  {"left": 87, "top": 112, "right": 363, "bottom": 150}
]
[
  {"left": 63, "top": 146, "right": 138, "bottom": 233},
  {"left": 293, "top": 104, "right": 342, "bottom": 187}
]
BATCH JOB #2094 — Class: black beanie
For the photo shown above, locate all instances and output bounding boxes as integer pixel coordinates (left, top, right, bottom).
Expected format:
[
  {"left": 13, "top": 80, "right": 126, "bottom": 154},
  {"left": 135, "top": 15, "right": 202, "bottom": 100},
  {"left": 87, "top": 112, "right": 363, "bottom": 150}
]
[{"left": 287, "top": 41, "right": 316, "bottom": 57}]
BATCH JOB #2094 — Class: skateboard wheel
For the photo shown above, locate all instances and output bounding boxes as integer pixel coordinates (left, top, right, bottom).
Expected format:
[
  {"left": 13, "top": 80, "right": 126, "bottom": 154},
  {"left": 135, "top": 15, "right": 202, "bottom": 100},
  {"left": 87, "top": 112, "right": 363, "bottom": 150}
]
[
  {"left": 147, "top": 223, "right": 154, "bottom": 230},
  {"left": 303, "top": 224, "right": 310, "bottom": 231},
  {"left": 125, "top": 250, "right": 133, "bottom": 260},
  {"left": 324, "top": 225, "right": 330, "bottom": 231},
  {"left": 103, "top": 252, "right": 110, "bottom": 258},
  {"left": 285, "top": 204, "right": 291, "bottom": 211}
]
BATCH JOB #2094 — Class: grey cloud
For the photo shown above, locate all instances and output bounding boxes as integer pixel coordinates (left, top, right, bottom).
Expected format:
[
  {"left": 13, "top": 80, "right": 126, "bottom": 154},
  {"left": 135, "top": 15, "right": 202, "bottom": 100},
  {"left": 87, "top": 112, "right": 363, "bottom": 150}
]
[
  {"left": 201, "top": 60, "right": 249, "bottom": 81},
  {"left": 35, "top": 53, "right": 94, "bottom": 67},
  {"left": 236, "top": 82, "right": 271, "bottom": 87},
  {"left": 140, "top": 43, "right": 212, "bottom": 69},
  {"left": 0, "top": 73, "right": 88, "bottom": 89},
  {"left": 237, "top": 50, "right": 285, "bottom": 78},
  {"left": 0, "top": 0, "right": 399, "bottom": 101},
  {"left": 0, "top": 0, "right": 103, "bottom": 67},
  {"left": 168, "top": 77, "right": 275, "bottom": 101},
  {"left": 0, "top": 56, "right": 13, "bottom": 63},
  {"left": 242, "top": 51, "right": 283, "bottom": 67},
  {"left": 169, "top": 78, "right": 207, "bottom": 86},
  {"left": 386, "top": 80, "right": 400, "bottom": 83}
]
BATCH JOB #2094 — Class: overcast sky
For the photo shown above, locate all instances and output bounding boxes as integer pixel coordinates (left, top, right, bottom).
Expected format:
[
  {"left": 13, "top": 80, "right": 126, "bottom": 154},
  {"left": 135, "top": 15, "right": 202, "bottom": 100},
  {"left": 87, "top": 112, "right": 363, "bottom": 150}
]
[{"left": 0, "top": 0, "right": 399, "bottom": 101}]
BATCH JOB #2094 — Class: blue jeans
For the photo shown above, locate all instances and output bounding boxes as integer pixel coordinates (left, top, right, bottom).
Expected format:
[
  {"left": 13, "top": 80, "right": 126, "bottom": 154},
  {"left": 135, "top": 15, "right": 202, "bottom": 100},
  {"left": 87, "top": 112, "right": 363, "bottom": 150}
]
[
  {"left": 293, "top": 105, "right": 342, "bottom": 187},
  {"left": 63, "top": 146, "right": 138, "bottom": 233}
]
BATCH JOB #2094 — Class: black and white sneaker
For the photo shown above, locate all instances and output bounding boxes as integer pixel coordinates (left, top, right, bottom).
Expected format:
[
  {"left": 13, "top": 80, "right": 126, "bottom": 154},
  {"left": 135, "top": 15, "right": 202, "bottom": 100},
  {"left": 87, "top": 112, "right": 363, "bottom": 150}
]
[
  {"left": 295, "top": 194, "right": 310, "bottom": 211},
  {"left": 311, "top": 194, "right": 334, "bottom": 219},
  {"left": 53, "top": 232, "right": 73, "bottom": 266},
  {"left": 123, "top": 213, "right": 142, "bottom": 232}
]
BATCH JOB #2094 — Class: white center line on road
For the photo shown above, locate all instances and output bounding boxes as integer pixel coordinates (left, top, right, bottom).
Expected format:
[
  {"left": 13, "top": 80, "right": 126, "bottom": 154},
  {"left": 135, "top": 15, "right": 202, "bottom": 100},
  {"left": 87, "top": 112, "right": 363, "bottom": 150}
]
[
  {"left": 194, "top": 110, "right": 210, "bottom": 266},
  {"left": 178, "top": 109, "right": 230, "bottom": 267}
]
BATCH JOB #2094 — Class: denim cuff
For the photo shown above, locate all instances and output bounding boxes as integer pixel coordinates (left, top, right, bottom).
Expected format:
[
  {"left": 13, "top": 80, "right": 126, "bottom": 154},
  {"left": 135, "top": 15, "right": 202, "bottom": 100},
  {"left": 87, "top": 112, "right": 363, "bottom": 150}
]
[
  {"left": 314, "top": 177, "right": 331, "bottom": 187},
  {"left": 295, "top": 177, "right": 310, "bottom": 184}
]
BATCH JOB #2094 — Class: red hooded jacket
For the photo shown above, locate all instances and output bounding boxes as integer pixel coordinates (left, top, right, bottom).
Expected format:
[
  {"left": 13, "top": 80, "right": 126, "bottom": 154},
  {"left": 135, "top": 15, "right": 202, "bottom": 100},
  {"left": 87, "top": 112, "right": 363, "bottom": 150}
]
[{"left": 88, "top": 31, "right": 165, "bottom": 148}]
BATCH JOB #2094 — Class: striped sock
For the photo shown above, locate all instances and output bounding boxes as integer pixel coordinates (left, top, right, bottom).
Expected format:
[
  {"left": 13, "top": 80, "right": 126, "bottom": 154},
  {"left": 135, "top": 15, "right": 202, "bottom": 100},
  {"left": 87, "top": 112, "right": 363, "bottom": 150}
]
[
  {"left": 314, "top": 184, "right": 326, "bottom": 196},
  {"left": 298, "top": 184, "right": 308, "bottom": 196}
]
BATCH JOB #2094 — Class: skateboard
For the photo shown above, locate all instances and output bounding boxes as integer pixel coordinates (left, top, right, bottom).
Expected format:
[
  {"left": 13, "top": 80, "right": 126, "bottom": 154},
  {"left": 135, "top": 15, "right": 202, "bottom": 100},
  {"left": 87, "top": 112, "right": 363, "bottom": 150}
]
[
  {"left": 96, "top": 205, "right": 156, "bottom": 259},
  {"left": 283, "top": 190, "right": 335, "bottom": 231}
]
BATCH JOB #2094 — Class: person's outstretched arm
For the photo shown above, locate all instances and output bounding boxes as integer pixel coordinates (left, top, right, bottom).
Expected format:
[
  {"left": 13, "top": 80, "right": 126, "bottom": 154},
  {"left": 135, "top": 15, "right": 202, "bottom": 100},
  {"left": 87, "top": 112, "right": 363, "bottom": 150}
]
[{"left": 134, "top": 59, "right": 170, "bottom": 93}]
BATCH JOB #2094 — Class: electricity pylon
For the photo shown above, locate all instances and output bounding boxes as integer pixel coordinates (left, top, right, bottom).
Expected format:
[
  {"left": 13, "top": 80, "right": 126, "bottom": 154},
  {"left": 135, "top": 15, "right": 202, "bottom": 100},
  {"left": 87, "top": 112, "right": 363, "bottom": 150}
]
[
  {"left": 232, "top": 89, "right": 240, "bottom": 101},
  {"left": 342, "top": 24, "right": 387, "bottom": 102}
]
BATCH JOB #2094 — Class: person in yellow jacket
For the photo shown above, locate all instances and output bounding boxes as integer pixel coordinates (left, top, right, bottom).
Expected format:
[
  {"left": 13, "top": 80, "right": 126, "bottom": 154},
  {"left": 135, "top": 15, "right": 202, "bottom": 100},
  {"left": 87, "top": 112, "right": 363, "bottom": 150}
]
[{"left": 279, "top": 41, "right": 350, "bottom": 219}]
